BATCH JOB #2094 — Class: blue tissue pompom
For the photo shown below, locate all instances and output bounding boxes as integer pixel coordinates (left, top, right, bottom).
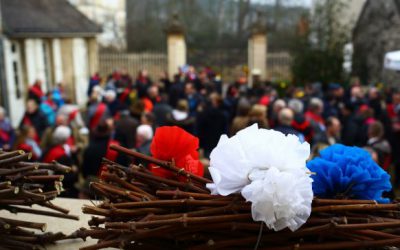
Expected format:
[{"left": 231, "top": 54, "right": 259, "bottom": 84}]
[{"left": 307, "top": 144, "right": 392, "bottom": 203}]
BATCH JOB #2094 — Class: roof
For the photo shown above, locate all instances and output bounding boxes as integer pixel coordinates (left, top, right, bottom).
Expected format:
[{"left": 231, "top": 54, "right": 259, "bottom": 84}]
[{"left": 1, "top": 0, "right": 101, "bottom": 38}]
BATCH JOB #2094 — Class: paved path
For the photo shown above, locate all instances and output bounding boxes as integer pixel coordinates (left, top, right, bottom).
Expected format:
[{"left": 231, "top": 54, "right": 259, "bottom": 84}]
[{"left": 0, "top": 198, "right": 106, "bottom": 249}]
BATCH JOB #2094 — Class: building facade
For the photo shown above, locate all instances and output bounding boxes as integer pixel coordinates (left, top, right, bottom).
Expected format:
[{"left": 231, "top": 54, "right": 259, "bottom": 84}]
[{"left": 0, "top": 0, "right": 101, "bottom": 126}]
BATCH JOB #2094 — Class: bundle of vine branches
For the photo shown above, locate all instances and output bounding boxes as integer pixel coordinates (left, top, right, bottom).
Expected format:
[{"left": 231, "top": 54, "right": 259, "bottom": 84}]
[
  {"left": 76, "top": 145, "right": 400, "bottom": 250},
  {"left": 0, "top": 150, "right": 78, "bottom": 250}
]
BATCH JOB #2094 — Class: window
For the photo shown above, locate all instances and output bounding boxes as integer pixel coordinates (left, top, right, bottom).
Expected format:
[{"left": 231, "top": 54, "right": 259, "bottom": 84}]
[
  {"left": 10, "top": 42, "right": 22, "bottom": 99},
  {"left": 12, "top": 61, "right": 21, "bottom": 98},
  {"left": 43, "top": 40, "right": 52, "bottom": 89}
]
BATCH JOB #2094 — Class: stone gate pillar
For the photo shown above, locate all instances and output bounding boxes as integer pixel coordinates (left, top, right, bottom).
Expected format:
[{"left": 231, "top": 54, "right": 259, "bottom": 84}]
[
  {"left": 248, "top": 11, "right": 267, "bottom": 87},
  {"left": 165, "top": 14, "right": 186, "bottom": 80}
]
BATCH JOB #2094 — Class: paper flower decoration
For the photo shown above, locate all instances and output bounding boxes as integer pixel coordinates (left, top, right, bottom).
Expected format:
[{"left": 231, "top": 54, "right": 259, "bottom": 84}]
[
  {"left": 150, "top": 126, "right": 204, "bottom": 179},
  {"left": 307, "top": 144, "right": 391, "bottom": 203},
  {"left": 206, "top": 124, "right": 313, "bottom": 231}
]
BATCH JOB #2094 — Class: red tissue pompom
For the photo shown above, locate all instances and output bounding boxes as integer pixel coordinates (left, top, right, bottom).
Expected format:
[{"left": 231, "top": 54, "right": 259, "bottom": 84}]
[{"left": 150, "top": 126, "right": 204, "bottom": 179}]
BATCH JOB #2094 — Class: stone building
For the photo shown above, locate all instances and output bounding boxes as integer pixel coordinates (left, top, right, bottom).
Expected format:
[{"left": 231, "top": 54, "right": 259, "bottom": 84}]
[
  {"left": 352, "top": 0, "right": 400, "bottom": 84},
  {"left": 0, "top": 0, "right": 101, "bottom": 126},
  {"left": 68, "top": 0, "right": 126, "bottom": 50}
]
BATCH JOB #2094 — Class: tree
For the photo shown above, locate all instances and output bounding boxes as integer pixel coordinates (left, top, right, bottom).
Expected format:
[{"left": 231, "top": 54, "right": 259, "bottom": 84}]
[
  {"left": 126, "top": 0, "right": 307, "bottom": 53},
  {"left": 291, "top": 0, "right": 349, "bottom": 85}
]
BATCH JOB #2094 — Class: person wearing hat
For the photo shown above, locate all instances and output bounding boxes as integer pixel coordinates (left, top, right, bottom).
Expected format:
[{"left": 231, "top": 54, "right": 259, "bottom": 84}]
[
  {"left": 42, "top": 125, "right": 72, "bottom": 163},
  {"left": 41, "top": 125, "right": 78, "bottom": 197},
  {"left": 57, "top": 103, "right": 88, "bottom": 164}
]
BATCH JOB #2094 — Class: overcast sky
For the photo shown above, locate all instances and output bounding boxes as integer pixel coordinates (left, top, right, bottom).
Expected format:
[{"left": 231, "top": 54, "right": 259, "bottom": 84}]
[{"left": 253, "top": 0, "right": 313, "bottom": 7}]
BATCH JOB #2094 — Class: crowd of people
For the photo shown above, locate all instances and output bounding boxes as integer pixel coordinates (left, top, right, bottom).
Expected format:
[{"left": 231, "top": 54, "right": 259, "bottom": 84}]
[{"left": 0, "top": 66, "right": 399, "bottom": 198}]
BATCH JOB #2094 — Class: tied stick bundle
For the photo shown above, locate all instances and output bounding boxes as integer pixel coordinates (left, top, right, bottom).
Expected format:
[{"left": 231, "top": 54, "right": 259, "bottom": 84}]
[
  {"left": 0, "top": 150, "right": 79, "bottom": 250},
  {"left": 77, "top": 145, "right": 400, "bottom": 250}
]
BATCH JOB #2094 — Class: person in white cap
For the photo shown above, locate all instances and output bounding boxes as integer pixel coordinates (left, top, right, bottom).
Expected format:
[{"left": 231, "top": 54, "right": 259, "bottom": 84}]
[
  {"left": 104, "top": 89, "right": 119, "bottom": 116},
  {"left": 42, "top": 125, "right": 72, "bottom": 163},
  {"left": 136, "top": 124, "right": 153, "bottom": 156},
  {"left": 42, "top": 125, "right": 78, "bottom": 197}
]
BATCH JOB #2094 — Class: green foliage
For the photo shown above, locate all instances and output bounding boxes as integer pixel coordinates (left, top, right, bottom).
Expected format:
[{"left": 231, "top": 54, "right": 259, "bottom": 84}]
[
  {"left": 291, "top": 0, "right": 349, "bottom": 85},
  {"left": 292, "top": 38, "right": 344, "bottom": 85},
  {"left": 126, "top": 0, "right": 307, "bottom": 52}
]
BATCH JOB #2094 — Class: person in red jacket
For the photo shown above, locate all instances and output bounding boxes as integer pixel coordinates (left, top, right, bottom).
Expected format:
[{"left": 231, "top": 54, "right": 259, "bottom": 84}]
[
  {"left": 28, "top": 80, "right": 44, "bottom": 103},
  {"left": 42, "top": 125, "right": 78, "bottom": 197},
  {"left": 289, "top": 99, "right": 312, "bottom": 142},
  {"left": 305, "top": 97, "right": 326, "bottom": 144},
  {"left": 42, "top": 126, "right": 72, "bottom": 163}
]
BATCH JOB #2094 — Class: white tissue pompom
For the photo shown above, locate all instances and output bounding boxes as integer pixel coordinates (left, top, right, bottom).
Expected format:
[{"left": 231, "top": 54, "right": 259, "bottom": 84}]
[{"left": 206, "top": 124, "right": 313, "bottom": 231}]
